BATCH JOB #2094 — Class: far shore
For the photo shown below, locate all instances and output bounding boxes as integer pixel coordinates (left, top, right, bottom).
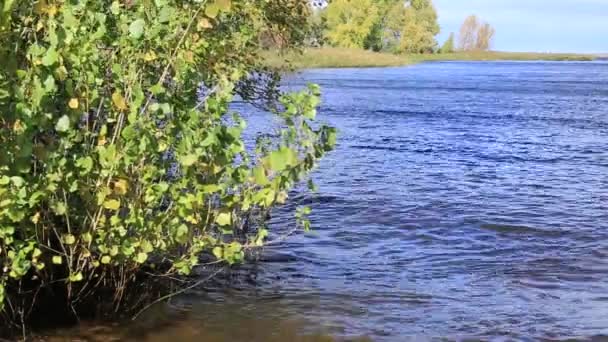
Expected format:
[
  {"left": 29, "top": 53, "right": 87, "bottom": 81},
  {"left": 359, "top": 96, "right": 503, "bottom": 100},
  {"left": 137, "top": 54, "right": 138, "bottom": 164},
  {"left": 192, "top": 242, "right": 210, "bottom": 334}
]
[{"left": 262, "top": 47, "right": 597, "bottom": 69}]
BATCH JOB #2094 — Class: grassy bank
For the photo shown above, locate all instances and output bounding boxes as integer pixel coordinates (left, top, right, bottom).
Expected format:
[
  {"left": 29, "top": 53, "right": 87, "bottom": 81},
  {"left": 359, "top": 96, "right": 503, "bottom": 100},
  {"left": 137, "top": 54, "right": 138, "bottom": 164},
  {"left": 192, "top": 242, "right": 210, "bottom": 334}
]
[
  {"left": 262, "top": 48, "right": 412, "bottom": 69},
  {"left": 410, "top": 51, "right": 596, "bottom": 63},
  {"left": 263, "top": 48, "right": 596, "bottom": 69}
]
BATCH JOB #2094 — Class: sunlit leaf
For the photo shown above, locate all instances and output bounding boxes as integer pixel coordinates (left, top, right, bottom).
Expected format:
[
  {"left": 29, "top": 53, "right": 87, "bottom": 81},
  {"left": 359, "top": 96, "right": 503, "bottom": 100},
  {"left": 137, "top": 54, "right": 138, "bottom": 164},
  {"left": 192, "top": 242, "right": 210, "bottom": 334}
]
[
  {"left": 55, "top": 115, "right": 70, "bottom": 132},
  {"left": 103, "top": 199, "right": 120, "bottom": 211},
  {"left": 215, "top": 212, "right": 231, "bottom": 226},
  {"left": 129, "top": 19, "right": 145, "bottom": 39}
]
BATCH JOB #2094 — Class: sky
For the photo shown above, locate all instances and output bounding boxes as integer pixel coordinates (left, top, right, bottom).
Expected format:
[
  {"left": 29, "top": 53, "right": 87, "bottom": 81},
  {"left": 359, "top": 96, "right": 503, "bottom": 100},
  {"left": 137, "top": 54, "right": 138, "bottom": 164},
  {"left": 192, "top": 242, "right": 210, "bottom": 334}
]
[{"left": 434, "top": 0, "right": 608, "bottom": 53}]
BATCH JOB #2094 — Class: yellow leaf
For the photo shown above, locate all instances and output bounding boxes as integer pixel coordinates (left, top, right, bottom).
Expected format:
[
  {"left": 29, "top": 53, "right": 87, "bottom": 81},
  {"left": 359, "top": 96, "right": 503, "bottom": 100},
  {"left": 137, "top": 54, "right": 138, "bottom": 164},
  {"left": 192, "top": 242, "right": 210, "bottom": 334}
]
[
  {"left": 103, "top": 199, "right": 121, "bottom": 211},
  {"left": 97, "top": 136, "right": 107, "bottom": 146},
  {"left": 113, "top": 179, "right": 128, "bottom": 195},
  {"left": 184, "top": 51, "right": 194, "bottom": 63},
  {"left": 31, "top": 212, "right": 41, "bottom": 224},
  {"left": 68, "top": 98, "right": 79, "bottom": 109},
  {"left": 143, "top": 51, "right": 157, "bottom": 62},
  {"left": 47, "top": 5, "right": 58, "bottom": 17},
  {"left": 13, "top": 120, "right": 24, "bottom": 134},
  {"left": 216, "top": 0, "right": 231, "bottom": 11},
  {"left": 112, "top": 91, "right": 127, "bottom": 111}
]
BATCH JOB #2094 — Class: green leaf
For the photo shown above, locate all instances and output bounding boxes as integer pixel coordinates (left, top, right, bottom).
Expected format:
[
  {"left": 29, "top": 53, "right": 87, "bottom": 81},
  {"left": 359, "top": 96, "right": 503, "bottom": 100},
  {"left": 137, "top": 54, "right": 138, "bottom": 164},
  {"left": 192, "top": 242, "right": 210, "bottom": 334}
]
[
  {"left": 201, "top": 133, "right": 217, "bottom": 147},
  {"left": 81, "top": 232, "right": 92, "bottom": 243},
  {"left": 55, "top": 115, "right": 70, "bottom": 132},
  {"left": 53, "top": 202, "right": 67, "bottom": 215},
  {"left": 69, "top": 272, "right": 83, "bottom": 282},
  {"left": 63, "top": 234, "right": 76, "bottom": 245},
  {"left": 76, "top": 156, "right": 93, "bottom": 174},
  {"left": 212, "top": 246, "right": 223, "bottom": 259},
  {"left": 42, "top": 48, "right": 59, "bottom": 66},
  {"left": 303, "top": 108, "right": 317, "bottom": 120},
  {"left": 180, "top": 154, "right": 197, "bottom": 167},
  {"left": 175, "top": 224, "right": 189, "bottom": 243},
  {"left": 129, "top": 19, "right": 145, "bottom": 39},
  {"left": 52, "top": 256, "right": 62, "bottom": 265},
  {"left": 110, "top": 1, "right": 121, "bottom": 15},
  {"left": 215, "top": 212, "right": 231, "bottom": 226},
  {"left": 268, "top": 147, "right": 297, "bottom": 172},
  {"left": 101, "top": 255, "right": 111, "bottom": 264},
  {"left": 253, "top": 166, "right": 269, "bottom": 185},
  {"left": 135, "top": 252, "right": 148, "bottom": 263}
]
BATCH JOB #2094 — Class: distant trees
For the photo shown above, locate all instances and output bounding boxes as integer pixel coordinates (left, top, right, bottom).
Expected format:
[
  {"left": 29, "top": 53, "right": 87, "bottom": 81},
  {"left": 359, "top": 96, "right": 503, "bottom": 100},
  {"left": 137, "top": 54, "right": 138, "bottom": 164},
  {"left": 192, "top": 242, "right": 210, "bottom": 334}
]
[
  {"left": 324, "top": 0, "right": 380, "bottom": 48},
  {"left": 321, "top": 0, "right": 440, "bottom": 53},
  {"left": 440, "top": 32, "right": 455, "bottom": 53},
  {"left": 458, "top": 15, "right": 479, "bottom": 51},
  {"left": 398, "top": 0, "right": 440, "bottom": 53},
  {"left": 457, "top": 15, "right": 495, "bottom": 51},
  {"left": 476, "top": 22, "right": 495, "bottom": 51}
]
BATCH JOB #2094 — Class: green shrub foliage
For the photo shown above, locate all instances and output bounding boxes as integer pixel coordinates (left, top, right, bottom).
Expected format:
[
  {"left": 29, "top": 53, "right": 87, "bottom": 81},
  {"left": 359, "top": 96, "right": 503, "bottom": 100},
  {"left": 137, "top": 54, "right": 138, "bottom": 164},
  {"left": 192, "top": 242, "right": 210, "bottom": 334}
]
[{"left": 0, "top": 0, "right": 335, "bottom": 327}]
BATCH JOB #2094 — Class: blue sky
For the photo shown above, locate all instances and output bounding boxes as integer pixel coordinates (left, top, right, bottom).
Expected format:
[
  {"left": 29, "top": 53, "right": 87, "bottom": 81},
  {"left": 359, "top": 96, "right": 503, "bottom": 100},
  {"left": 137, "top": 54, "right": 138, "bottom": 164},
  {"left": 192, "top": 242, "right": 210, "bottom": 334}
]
[{"left": 434, "top": 0, "right": 608, "bottom": 53}]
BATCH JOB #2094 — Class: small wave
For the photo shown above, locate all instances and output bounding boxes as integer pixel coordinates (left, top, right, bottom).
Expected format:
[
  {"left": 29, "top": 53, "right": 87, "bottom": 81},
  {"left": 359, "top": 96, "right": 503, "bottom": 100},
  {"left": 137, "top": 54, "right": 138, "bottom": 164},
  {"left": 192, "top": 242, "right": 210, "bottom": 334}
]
[
  {"left": 478, "top": 223, "right": 565, "bottom": 237},
  {"left": 350, "top": 145, "right": 402, "bottom": 152}
]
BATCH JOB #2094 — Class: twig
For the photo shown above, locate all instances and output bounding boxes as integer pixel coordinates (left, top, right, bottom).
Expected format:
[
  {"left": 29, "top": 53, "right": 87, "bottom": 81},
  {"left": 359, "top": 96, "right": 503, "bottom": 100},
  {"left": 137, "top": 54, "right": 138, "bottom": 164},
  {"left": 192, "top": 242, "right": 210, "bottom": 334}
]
[{"left": 131, "top": 266, "right": 225, "bottom": 321}]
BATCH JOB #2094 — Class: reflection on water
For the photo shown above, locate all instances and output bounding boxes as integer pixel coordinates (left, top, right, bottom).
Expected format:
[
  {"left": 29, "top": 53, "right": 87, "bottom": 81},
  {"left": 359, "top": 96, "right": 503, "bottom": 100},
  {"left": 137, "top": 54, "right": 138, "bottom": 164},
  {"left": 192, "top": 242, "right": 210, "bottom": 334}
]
[{"left": 45, "top": 61, "right": 608, "bottom": 341}]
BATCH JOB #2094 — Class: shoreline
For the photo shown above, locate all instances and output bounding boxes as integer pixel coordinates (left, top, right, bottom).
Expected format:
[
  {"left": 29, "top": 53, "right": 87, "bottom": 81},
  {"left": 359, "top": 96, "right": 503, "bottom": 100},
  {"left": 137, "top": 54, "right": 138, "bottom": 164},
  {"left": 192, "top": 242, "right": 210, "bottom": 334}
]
[{"left": 263, "top": 48, "right": 597, "bottom": 69}]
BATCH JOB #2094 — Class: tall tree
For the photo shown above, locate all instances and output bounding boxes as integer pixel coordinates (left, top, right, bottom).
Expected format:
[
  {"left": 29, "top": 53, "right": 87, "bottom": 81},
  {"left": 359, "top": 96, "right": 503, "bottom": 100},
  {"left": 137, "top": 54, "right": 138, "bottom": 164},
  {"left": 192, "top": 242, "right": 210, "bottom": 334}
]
[
  {"left": 440, "top": 32, "right": 455, "bottom": 53},
  {"left": 383, "top": 0, "right": 439, "bottom": 53},
  {"left": 476, "top": 22, "right": 495, "bottom": 51},
  {"left": 324, "top": 0, "right": 380, "bottom": 48},
  {"left": 458, "top": 14, "right": 479, "bottom": 51},
  {"left": 382, "top": 1, "right": 408, "bottom": 50}
]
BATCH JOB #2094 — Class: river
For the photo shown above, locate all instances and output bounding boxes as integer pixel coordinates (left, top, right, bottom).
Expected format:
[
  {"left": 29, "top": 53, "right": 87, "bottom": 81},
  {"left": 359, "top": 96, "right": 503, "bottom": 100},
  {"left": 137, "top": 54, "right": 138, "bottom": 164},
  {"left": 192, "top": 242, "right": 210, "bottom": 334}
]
[{"left": 49, "top": 61, "right": 608, "bottom": 341}]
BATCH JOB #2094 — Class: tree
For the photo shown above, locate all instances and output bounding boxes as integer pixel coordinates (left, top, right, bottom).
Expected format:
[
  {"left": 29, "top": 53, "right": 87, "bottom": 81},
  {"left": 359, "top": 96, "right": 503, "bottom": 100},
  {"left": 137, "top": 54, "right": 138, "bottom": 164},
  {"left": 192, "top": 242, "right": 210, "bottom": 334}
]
[
  {"left": 382, "top": 1, "right": 408, "bottom": 51},
  {"left": 379, "top": 0, "right": 441, "bottom": 53},
  {"left": 324, "top": 0, "right": 380, "bottom": 48},
  {"left": 0, "top": 0, "right": 336, "bottom": 333},
  {"left": 476, "top": 22, "right": 495, "bottom": 51},
  {"left": 440, "top": 32, "right": 455, "bottom": 53},
  {"left": 457, "top": 15, "right": 495, "bottom": 51},
  {"left": 458, "top": 14, "right": 479, "bottom": 51}
]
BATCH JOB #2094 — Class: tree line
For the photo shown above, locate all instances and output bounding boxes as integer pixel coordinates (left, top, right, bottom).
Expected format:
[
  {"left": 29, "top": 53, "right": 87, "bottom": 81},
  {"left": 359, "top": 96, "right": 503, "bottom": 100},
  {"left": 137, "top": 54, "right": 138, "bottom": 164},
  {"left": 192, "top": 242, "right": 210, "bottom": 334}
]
[
  {"left": 311, "top": 0, "right": 441, "bottom": 53},
  {"left": 307, "top": 0, "right": 495, "bottom": 54}
]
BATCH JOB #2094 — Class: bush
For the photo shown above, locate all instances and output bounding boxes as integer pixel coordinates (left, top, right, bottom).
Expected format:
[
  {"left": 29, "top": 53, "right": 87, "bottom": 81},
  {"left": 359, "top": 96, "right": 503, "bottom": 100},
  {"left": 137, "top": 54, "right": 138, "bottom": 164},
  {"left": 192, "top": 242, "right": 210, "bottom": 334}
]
[{"left": 0, "top": 0, "right": 335, "bottom": 332}]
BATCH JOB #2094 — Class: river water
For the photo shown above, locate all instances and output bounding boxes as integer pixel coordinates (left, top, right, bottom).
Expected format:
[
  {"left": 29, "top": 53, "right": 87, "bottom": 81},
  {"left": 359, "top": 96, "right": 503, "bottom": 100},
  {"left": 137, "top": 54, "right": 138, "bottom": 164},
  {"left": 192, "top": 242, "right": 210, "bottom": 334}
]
[{"left": 52, "top": 61, "right": 608, "bottom": 341}]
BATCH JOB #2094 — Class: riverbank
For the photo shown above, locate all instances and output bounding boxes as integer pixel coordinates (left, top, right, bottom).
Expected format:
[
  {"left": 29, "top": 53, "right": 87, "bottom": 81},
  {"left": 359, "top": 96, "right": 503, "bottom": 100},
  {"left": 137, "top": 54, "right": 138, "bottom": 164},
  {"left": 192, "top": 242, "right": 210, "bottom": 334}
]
[
  {"left": 263, "top": 48, "right": 596, "bottom": 69},
  {"left": 261, "top": 48, "right": 413, "bottom": 69},
  {"left": 411, "top": 51, "right": 596, "bottom": 62}
]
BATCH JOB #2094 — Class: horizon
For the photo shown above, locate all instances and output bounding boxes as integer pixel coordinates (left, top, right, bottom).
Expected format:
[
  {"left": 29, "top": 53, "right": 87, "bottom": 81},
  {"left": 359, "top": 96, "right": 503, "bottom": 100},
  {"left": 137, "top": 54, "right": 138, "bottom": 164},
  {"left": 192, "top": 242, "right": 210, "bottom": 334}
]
[{"left": 434, "top": 0, "right": 608, "bottom": 54}]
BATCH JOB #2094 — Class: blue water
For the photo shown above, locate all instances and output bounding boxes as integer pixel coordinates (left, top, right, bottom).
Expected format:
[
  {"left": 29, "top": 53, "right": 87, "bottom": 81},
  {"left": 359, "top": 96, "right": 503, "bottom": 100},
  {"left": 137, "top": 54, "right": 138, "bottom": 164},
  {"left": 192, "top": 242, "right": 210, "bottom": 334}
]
[
  {"left": 252, "top": 61, "right": 608, "bottom": 340},
  {"left": 134, "top": 61, "right": 608, "bottom": 341}
]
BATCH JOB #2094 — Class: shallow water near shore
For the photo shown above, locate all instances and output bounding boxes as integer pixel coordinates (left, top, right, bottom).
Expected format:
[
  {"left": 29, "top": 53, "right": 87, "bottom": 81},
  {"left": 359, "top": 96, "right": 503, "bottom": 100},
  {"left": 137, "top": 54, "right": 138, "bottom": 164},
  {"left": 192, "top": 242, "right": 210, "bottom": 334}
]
[{"left": 46, "top": 61, "right": 608, "bottom": 341}]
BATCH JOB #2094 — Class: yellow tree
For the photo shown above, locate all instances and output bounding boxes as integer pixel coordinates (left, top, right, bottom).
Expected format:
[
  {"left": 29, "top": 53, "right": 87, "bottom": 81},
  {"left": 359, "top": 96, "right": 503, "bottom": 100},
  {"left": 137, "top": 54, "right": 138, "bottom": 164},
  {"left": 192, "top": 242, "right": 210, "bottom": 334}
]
[
  {"left": 324, "top": 0, "right": 379, "bottom": 48},
  {"left": 458, "top": 14, "right": 479, "bottom": 51},
  {"left": 476, "top": 22, "right": 495, "bottom": 51},
  {"left": 396, "top": 1, "right": 439, "bottom": 53}
]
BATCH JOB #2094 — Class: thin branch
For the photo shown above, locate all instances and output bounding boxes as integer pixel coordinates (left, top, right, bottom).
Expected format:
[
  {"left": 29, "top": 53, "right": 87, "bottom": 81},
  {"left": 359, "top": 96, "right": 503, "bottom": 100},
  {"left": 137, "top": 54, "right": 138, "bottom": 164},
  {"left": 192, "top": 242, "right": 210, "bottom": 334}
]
[{"left": 131, "top": 266, "right": 225, "bottom": 321}]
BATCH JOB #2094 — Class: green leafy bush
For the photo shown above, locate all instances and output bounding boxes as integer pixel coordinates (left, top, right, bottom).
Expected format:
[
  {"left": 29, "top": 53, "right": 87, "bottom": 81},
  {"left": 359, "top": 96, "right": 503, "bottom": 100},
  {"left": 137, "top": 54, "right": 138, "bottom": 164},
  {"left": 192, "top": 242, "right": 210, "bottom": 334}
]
[{"left": 0, "top": 0, "right": 335, "bottom": 330}]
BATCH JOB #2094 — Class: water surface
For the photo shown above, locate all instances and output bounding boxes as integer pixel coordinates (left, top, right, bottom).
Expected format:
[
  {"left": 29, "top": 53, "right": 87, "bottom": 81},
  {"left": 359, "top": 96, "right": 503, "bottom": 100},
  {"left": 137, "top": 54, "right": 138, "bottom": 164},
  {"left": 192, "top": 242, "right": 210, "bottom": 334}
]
[{"left": 60, "top": 61, "right": 608, "bottom": 341}]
